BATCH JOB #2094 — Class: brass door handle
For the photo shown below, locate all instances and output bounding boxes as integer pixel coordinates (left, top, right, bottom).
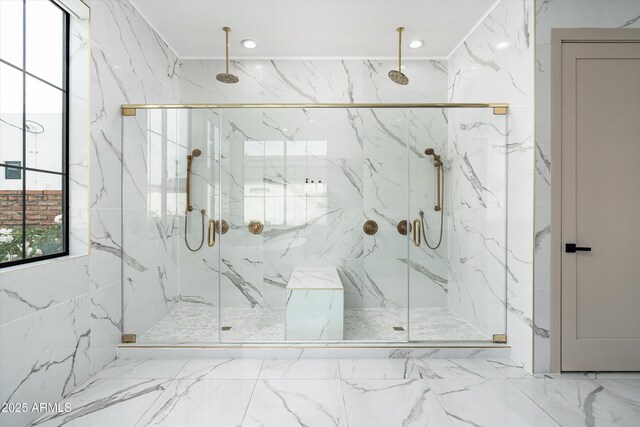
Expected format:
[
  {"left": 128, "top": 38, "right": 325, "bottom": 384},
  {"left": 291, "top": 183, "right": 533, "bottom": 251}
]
[
  {"left": 208, "top": 219, "right": 230, "bottom": 246},
  {"left": 207, "top": 220, "right": 216, "bottom": 247},
  {"left": 412, "top": 219, "right": 421, "bottom": 246},
  {"left": 248, "top": 220, "right": 264, "bottom": 235},
  {"left": 363, "top": 220, "right": 378, "bottom": 235}
]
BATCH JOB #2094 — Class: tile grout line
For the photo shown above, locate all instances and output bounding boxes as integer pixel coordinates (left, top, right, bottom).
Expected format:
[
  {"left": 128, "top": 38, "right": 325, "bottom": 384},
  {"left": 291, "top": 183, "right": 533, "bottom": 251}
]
[
  {"left": 336, "top": 360, "right": 352, "bottom": 427},
  {"left": 130, "top": 379, "right": 174, "bottom": 427},
  {"left": 239, "top": 359, "right": 264, "bottom": 425},
  {"left": 424, "top": 377, "right": 460, "bottom": 427},
  {"left": 505, "top": 377, "right": 563, "bottom": 427}
]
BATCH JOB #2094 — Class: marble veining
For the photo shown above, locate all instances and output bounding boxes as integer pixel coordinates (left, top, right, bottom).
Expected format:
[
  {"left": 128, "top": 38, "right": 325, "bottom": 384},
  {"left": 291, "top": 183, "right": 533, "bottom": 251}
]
[
  {"left": 342, "top": 379, "right": 454, "bottom": 426},
  {"left": 287, "top": 268, "right": 343, "bottom": 290},
  {"left": 447, "top": 0, "right": 535, "bottom": 372},
  {"left": 1, "top": 1, "right": 183, "bottom": 426},
  {"left": 29, "top": 357, "right": 640, "bottom": 426}
]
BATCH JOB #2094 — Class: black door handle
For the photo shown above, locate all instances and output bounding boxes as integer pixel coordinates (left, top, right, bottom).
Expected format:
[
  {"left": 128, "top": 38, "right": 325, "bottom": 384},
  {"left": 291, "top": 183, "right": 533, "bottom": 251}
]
[{"left": 565, "top": 243, "right": 591, "bottom": 253}]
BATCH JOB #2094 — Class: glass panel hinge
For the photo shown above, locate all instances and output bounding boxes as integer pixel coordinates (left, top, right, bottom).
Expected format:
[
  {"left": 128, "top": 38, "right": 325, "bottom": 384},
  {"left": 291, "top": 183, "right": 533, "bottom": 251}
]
[
  {"left": 492, "top": 334, "right": 507, "bottom": 344},
  {"left": 493, "top": 106, "right": 508, "bottom": 115},
  {"left": 122, "top": 334, "right": 137, "bottom": 343}
]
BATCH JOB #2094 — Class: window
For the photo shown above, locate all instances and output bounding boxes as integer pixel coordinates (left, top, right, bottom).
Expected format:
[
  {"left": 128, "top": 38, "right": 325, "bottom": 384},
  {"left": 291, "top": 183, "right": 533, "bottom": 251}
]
[
  {"left": 0, "top": 0, "right": 69, "bottom": 267},
  {"left": 243, "top": 140, "right": 328, "bottom": 226},
  {"left": 4, "top": 161, "right": 22, "bottom": 179}
]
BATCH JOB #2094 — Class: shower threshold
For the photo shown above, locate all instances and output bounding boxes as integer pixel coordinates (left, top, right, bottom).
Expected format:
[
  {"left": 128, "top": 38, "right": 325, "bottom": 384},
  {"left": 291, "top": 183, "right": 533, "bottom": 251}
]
[
  {"left": 117, "top": 340, "right": 510, "bottom": 360},
  {"left": 118, "top": 306, "right": 509, "bottom": 359}
]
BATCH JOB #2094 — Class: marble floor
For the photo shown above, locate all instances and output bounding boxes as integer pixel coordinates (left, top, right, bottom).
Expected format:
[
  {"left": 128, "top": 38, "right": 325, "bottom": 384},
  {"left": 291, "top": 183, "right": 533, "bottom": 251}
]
[
  {"left": 28, "top": 358, "right": 640, "bottom": 426},
  {"left": 139, "top": 306, "right": 489, "bottom": 342}
]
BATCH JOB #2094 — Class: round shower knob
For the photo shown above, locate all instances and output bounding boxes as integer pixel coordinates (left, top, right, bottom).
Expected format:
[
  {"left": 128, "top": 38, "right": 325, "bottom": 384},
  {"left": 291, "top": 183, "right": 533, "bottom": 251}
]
[
  {"left": 248, "top": 220, "right": 264, "bottom": 235},
  {"left": 397, "top": 220, "right": 411, "bottom": 235},
  {"left": 215, "top": 220, "right": 230, "bottom": 234},
  {"left": 363, "top": 220, "right": 379, "bottom": 236}
]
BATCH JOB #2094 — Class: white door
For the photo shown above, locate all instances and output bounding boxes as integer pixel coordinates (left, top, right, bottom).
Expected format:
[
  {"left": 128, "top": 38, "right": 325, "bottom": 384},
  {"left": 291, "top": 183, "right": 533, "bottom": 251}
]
[{"left": 561, "top": 41, "right": 640, "bottom": 371}]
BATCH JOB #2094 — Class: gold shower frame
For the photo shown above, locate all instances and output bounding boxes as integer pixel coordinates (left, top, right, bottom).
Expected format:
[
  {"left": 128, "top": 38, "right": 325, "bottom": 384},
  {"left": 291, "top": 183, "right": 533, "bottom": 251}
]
[
  {"left": 122, "top": 103, "right": 509, "bottom": 116},
  {"left": 120, "top": 101, "right": 510, "bottom": 345}
]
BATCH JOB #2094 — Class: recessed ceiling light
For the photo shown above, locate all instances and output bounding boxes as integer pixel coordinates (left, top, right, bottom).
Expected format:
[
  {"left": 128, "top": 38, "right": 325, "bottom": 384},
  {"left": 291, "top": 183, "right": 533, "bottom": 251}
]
[
  {"left": 408, "top": 40, "right": 424, "bottom": 49},
  {"left": 495, "top": 41, "right": 510, "bottom": 50},
  {"left": 241, "top": 39, "right": 257, "bottom": 49}
]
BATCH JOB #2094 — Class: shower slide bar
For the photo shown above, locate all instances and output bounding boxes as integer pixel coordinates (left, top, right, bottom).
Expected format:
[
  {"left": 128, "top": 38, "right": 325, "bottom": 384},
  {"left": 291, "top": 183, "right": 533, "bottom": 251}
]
[{"left": 121, "top": 103, "right": 509, "bottom": 116}]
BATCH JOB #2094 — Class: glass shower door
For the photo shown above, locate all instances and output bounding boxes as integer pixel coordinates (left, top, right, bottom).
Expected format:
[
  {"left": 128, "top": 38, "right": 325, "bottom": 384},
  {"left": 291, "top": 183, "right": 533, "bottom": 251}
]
[
  {"left": 121, "top": 108, "right": 221, "bottom": 343},
  {"left": 218, "top": 107, "right": 410, "bottom": 342},
  {"left": 407, "top": 107, "right": 508, "bottom": 342}
]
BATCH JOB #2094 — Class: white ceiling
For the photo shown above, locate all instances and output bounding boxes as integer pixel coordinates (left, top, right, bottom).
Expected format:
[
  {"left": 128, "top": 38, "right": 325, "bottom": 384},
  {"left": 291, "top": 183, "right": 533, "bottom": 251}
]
[{"left": 130, "top": 0, "right": 498, "bottom": 59}]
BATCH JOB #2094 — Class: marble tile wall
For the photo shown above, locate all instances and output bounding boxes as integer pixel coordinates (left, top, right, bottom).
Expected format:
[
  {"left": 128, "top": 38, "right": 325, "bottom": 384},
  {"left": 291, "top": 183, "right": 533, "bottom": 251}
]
[
  {"left": 179, "top": 59, "right": 448, "bottom": 104},
  {"left": 447, "top": 0, "right": 535, "bottom": 369},
  {"left": 90, "top": 0, "right": 180, "bottom": 362},
  {"left": 0, "top": 0, "right": 181, "bottom": 425},
  {"left": 533, "top": 0, "right": 640, "bottom": 373},
  {"left": 176, "top": 60, "right": 451, "bottom": 322}
]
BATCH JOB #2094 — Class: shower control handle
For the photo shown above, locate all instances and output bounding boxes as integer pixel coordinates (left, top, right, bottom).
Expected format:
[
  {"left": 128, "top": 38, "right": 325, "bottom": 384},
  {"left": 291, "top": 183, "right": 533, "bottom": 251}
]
[
  {"left": 363, "top": 220, "right": 378, "bottom": 236},
  {"left": 248, "top": 220, "right": 264, "bottom": 235},
  {"left": 565, "top": 243, "right": 591, "bottom": 253}
]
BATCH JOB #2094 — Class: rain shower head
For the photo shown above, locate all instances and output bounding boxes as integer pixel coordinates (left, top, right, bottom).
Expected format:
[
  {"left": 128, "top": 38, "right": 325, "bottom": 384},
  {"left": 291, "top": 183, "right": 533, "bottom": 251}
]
[
  {"left": 388, "top": 27, "right": 409, "bottom": 86},
  {"left": 216, "top": 27, "right": 239, "bottom": 84},
  {"left": 388, "top": 69, "right": 409, "bottom": 86},
  {"left": 425, "top": 148, "right": 435, "bottom": 155},
  {"left": 191, "top": 148, "right": 202, "bottom": 157},
  {"left": 216, "top": 73, "right": 239, "bottom": 84}
]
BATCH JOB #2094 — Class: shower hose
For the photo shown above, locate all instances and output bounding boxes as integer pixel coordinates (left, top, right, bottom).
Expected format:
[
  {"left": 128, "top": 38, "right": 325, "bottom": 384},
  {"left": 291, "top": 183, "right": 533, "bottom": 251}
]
[
  {"left": 184, "top": 209, "right": 206, "bottom": 252},
  {"left": 419, "top": 168, "right": 444, "bottom": 250}
]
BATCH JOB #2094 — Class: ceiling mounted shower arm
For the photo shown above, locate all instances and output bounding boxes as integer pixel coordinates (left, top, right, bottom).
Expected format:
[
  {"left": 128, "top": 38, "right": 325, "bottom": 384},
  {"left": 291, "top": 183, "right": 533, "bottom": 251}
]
[
  {"left": 397, "top": 26, "right": 403, "bottom": 73},
  {"left": 216, "top": 26, "right": 239, "bottom": 84},
  {"left": 224, "top": 26, "right": 230, "bottom": 74},
  {"left": 388, "top": 27, "right": 409, "bottom": 85}
]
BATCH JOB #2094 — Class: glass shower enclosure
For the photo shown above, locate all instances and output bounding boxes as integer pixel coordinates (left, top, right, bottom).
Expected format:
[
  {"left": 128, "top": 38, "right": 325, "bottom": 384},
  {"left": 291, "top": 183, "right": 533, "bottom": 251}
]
[{"left": 121, "top": 104, "right": 508, "bottom": 345}]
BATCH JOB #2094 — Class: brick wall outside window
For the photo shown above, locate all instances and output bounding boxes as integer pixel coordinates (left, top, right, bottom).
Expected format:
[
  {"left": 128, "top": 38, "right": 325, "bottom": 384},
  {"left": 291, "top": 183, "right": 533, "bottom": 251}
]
[{"left": 0, "top": 190, "right": 63, "bottom": 227}]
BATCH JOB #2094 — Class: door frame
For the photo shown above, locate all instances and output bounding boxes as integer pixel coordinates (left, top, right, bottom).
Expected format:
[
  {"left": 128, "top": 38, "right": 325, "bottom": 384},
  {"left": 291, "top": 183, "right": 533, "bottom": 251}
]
[{"left": 550, "top": 28, "right": 640, "bottom": 372}]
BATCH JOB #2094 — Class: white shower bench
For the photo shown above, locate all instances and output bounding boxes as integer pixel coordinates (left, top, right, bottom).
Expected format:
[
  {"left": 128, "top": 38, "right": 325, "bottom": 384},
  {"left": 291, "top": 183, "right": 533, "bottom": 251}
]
[{"left": 285, "top": 268, "right": 344, "bottom": 340}]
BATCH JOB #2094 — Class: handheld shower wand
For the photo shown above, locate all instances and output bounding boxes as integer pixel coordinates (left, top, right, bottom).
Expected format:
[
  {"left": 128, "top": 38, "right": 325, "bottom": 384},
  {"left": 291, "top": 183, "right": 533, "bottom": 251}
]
[
  {"left": 185, "top": 148, "right": 205, "bottom": 251},
  {"left": 186, "top": 149, "right": 202, "bottom": 212},
  {"left": 414, "top": 148, "right": 445, "bottom": 249},
  {"left": 424, "top": 148, "right": 442, "bottom": 212}
]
